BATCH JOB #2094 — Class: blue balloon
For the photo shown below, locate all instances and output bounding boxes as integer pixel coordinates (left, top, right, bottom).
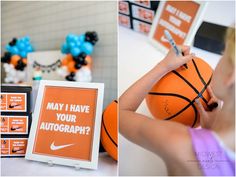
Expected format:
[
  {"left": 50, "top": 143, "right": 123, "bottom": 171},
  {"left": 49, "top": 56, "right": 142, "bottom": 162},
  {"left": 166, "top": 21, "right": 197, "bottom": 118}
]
[
  {"left": 26, "top": 45, "right": 33, "bottom": 52},
  {"left": 75, "top": 41, "right": 81, "bottom": 47},
  {"left": 17, "top": 42, "right": 25, "bottom": 50},
  {"left": 69, "top": 42, "right": 76, "bottom": 49},
  {"left": 71, "top": 47, "right": 81, "bottom": 57},
  {"left": 82, "top": 42, "right": 93, "bottom": 55},
  {"left": 71, "top": 36, "right": 79, "bottom": 43},
  {"left": 11, "top": 46, "right": 19, "bottom": 55},
  {"left": 5, "top": 45, "right": 11, "bottom": 52},
  {"left": 26, "top": 36, "right": 30, "bottom": 41},
  {"left": 20, "top": 51, "right": 27, "bottom": 58},
  {"left": 66, "top": 34, "right": 75, "bottom": 43},
  {"left": 61, "top": 43, "right": 69, "bottom": 54},
  {"left": 79, "top": 35, "right": 85, "bottom": 43},
  {"left": 74, "top": 36, "right": 80, "bottom": 42}
]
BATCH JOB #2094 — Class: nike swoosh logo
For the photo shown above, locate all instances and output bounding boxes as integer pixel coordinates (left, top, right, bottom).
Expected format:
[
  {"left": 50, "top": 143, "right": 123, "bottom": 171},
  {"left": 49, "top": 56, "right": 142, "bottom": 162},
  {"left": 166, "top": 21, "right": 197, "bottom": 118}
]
[
  {"left": 50, "top": 141, "right": 74, "bottom": 151},
  {"left": 11, "top": 126, "right": 22, "bottom": 131},
  {"left": 12, "top": 149, "right": 23, "bottom": 153},
  {"left": 9, "top": 104, "right": 21, "bottom": 108}
]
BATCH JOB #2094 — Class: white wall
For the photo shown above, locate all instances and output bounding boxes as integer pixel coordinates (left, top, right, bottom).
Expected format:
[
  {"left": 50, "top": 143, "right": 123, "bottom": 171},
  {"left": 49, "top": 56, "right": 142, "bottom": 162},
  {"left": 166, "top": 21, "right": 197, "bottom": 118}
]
[
  {"left": 1, "top": 1, "right": 117, "bottom": 109},
  {"left": 118, "top": 1, "right": 235, "bottom": 176},
  {"left": 204, "top": 1, "right": 235, "bottom": 26}
]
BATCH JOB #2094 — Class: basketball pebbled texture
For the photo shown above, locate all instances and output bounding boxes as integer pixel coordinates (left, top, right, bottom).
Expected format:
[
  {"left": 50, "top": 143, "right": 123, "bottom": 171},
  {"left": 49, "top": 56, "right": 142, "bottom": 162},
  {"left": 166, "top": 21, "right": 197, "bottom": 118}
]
[{"left": 146, "top": 57, "right": 213, "bottom": 127}]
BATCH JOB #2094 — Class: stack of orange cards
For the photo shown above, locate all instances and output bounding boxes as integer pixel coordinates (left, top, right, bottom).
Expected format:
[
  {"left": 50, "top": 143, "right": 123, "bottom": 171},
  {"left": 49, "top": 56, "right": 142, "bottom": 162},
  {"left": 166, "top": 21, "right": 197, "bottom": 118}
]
[
  {"left": 1, "top": 85, "right": 32, "bottom": 158},
  {"left": 119, "top": 1, "right": 159, "bottom": 35}
]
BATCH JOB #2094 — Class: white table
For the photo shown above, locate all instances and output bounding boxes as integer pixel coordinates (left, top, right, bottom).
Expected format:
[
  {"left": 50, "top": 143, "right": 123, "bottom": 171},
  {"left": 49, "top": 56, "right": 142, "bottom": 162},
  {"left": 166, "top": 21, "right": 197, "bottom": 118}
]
[
  {"left": 1, "top": 153, "right": 117, "bottom": 176},
  {"left": 118, "top": 26, "right": 221, "bottom": 176}
]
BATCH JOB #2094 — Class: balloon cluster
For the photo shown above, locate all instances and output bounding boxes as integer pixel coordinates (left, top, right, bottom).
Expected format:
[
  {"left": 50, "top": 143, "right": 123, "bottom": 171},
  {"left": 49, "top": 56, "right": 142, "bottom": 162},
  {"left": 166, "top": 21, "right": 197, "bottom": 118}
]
[
  {"left": 5, "top": 37, "right": 34, "bottom": 58},
  {"left": 58, "top": 31, "right": 98, "bottom": 82},
  {"left": 1, "top": 37, "right": 34, "bottom": 83}
]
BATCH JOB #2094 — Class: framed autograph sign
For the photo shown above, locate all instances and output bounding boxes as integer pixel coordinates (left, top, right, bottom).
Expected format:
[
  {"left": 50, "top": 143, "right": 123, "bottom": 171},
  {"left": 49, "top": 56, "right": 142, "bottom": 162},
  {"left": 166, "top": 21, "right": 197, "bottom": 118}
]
[
  {"left": 25, "top": 80, "right": 104, "bottom": 169},
  {"left": 149, "top": 1, "right": 207, "bottom": 53}
]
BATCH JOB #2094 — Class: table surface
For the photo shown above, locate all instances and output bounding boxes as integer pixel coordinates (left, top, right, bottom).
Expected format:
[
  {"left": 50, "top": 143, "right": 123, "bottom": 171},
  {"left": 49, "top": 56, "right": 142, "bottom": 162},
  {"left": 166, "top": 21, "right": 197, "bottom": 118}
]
[{"left": 1, "top": 153, "right": 117, "bottom": 176}]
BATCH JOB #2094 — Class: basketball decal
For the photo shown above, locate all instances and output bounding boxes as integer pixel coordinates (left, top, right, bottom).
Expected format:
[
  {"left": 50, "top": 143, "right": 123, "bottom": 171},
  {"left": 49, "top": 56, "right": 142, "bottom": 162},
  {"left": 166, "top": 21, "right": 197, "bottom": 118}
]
[
  {"left": 146, "top": 58, "right": 213, "bottom": 127},
  {"left": 101, "top": 100, "right": 118, "bottom": 161}
]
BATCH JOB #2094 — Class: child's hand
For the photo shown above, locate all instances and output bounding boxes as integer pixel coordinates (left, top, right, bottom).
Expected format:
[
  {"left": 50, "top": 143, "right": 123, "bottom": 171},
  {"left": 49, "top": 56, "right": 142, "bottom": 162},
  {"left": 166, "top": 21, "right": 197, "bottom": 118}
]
[
  {"left": 195, "top": 86, "right": 221, "bottom": 129},
  {"left": 159, "top": 45, "right": 195, "bottom": 72}
]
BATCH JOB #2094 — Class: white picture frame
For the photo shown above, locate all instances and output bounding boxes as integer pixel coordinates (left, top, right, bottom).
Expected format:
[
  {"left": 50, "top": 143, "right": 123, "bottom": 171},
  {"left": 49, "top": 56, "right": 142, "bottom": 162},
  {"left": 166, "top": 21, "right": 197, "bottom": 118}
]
[
  {"left": 149, "top": 1, "right": 207, "bottom": 54},
  {"left": 25, "top": 80, "right": 104, "bottom": 170}
]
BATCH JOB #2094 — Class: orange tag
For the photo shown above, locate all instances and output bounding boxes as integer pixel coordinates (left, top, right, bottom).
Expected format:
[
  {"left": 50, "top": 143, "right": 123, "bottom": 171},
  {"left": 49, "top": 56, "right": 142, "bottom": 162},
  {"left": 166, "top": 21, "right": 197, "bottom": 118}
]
[
  {"left": 33, "top": 86, "right": 98, "bottom": 161},
  {"left": 0, "top": 93, "right": 27, "bottom": 112},
  {"left": 1, "top": 116, "right": 28, "bottom": 134},
  {"left": 1, "top": 138, "right": 28, "bottom": 157}
]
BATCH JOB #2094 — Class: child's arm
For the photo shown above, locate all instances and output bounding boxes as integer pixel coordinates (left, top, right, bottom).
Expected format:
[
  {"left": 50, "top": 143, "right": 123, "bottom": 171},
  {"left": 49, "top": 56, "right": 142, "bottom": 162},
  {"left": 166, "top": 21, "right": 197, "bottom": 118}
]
[{"left": 119, "top": 46, "right": 195, "bottom": 159}]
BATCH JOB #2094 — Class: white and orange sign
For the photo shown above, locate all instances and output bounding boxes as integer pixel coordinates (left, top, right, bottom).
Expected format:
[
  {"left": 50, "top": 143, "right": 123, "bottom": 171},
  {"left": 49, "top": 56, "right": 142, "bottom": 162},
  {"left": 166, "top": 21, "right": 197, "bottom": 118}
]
[
  {"left": 0, "top": 93, "right": 27, "bottom": 112},
  {"left": 149, "top": 1, "right": 207, "bottom": 53},
  {"left": 1, "top": 116, "right": 28, "bottom": 134},
  {"left": 26, "top": 80, "right": 104, "bottom": 169},
  {"left": 1, "top": 138, "right": 28, "bottom": 157}
]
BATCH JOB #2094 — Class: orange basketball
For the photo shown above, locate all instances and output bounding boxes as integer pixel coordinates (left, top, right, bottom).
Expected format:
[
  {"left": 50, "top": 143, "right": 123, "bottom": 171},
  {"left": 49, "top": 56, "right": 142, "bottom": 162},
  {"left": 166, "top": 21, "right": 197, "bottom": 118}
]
[
  {"left": 101, "top": 100, "right": 118, "bottom": 161},
  {"left": 146, "top": 57, "right": 213, "bottom": 127}
]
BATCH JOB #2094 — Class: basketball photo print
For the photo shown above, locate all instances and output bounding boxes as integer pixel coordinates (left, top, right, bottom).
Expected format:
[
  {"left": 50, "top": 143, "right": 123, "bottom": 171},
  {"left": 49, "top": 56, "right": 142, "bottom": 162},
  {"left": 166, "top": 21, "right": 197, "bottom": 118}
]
[{"left": 118, "top": 0, "right": 235, "bottom": 176}]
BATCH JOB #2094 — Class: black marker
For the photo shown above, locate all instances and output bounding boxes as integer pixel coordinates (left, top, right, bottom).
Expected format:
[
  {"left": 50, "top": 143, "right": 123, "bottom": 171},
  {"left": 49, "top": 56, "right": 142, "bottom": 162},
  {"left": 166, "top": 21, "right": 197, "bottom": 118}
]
[{"left": 164, "top": 30, "right": 188, "bottom": 69}]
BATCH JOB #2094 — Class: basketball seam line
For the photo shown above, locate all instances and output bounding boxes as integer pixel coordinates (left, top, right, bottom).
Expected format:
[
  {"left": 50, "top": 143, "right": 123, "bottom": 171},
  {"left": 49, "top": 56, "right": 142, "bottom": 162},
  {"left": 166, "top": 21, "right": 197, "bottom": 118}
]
[
  {"left": 101, "top": 100, "right": 118, "bottom": 147},
  {"left": 192, "top": 59, "right": 207, "bottom": 86},
  {"left": 172, "top": 70, "right": 208, "bottom": 105},
  {"left": 192, "top": 59, "right": 213, "bottom": 111},
  {"left": 148, "top": 76, "right": 211, "bottom": 127}
]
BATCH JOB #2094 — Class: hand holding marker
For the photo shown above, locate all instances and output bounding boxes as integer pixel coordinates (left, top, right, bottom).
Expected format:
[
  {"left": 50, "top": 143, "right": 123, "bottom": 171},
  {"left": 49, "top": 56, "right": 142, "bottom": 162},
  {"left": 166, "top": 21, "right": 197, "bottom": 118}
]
[
  {"left": 164, "top": 30, "right": 218, "bottom": 111},
  {"left": 164, "top": 30, "right": 188, "bottom": 69}
]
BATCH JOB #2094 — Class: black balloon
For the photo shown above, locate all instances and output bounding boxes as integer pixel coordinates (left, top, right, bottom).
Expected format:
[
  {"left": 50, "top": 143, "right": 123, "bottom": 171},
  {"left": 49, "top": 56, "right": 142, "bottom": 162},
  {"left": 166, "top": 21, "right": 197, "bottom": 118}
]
[
  {"left": 83, "top": 60, "right": 88, "bottom": 65},
  {"left": 1, "top": 52, "right": 11, "bottom": 63},
  {"left": 15, "top": 59, "right": 26, "bottom": 71},
  {"left": 73, "top": 52, "right": 87, "bottom": 66},
  {"left": 85, "top": 31, "right": 98, "bottom": 45},
  {"left": 9, "top": 38, "right": 17, "bottom": 46},
  {"left": 74, "top": 63, "right": 82, "bottom": 69},
  {"left": 65, "top": 74, "right": 75, "bottom": 81},
  {"left": 70, "top": 72, "right": 75, "bottom": 77}
]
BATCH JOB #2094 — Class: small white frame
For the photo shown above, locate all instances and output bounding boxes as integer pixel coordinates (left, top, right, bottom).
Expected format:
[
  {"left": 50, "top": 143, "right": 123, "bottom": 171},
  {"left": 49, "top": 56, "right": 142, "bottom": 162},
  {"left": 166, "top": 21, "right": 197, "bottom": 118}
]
[
  {"left": 25, "top": 80, "right": 104, "bottom": 170},
  {"left": 149, "top": 1, "right": 207, "bottom": 54}
]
